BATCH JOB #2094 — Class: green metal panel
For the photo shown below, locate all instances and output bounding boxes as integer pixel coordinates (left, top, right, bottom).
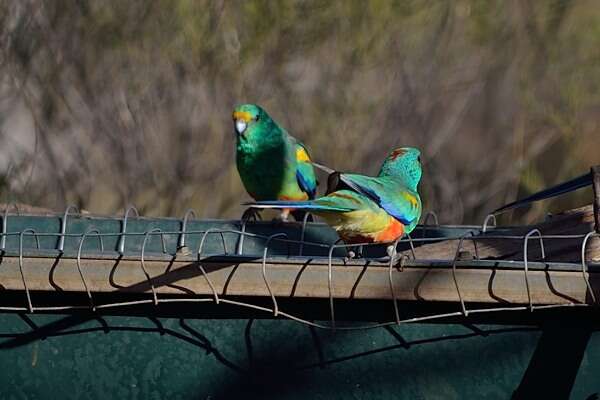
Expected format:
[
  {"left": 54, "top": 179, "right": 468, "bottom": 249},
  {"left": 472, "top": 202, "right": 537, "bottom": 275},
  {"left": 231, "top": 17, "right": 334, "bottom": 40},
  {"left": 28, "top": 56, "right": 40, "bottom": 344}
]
[
  {"left": 1, "top": 314, "right": 599, "bottom": 399},
  {"left": 1, "top": 214, "right": 479, "bottom": 258},
  {"left": 2, "top": 214, "right": 599, "bottom": 398}
]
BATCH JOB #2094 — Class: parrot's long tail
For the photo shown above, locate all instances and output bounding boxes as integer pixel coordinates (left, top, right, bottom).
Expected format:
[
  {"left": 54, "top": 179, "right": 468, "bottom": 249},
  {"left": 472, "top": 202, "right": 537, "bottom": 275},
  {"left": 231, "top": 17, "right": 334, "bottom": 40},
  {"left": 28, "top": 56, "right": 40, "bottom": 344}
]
[
  {"left": 311, "top": 161, "right": 335, "bottom": 174},
  {"left": 244, "top": 200, "right": 352, "bottom": 213}
]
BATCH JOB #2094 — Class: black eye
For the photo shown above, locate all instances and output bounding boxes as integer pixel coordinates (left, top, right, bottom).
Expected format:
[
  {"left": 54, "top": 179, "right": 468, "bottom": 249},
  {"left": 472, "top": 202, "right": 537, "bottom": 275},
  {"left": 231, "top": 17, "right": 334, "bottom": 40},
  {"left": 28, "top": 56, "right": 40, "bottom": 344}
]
[
  {"left": 417, "top": 156, "right": 421, "bottom": 163},
  {"left": 255, "top": 114, "right": 260, "bottom": 121}
]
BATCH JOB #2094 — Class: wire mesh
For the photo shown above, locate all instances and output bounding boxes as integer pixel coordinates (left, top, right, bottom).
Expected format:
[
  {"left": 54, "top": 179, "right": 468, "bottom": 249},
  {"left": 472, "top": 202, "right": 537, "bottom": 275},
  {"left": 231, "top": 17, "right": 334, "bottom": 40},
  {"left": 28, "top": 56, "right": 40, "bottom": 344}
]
[{"left": 0, "top": 205, "right": 598, "bottom": 330}]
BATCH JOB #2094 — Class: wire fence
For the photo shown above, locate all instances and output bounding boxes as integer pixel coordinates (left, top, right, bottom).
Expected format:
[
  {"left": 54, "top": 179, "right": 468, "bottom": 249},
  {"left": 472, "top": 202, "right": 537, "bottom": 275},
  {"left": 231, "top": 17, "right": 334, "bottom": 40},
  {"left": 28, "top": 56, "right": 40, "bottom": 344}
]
[{"left": 0, "top": 205, "right": 598, "bottom": 331}]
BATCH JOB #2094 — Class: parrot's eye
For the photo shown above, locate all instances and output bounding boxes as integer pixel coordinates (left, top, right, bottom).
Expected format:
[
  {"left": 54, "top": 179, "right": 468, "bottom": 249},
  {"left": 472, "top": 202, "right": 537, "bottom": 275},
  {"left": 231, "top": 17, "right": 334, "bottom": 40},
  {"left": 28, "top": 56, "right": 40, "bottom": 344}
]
[
  {"left": 417, "top": 156, "right": 421, "bottom": 163},
  {"left": 255, "top": 114, "right": 260, "bottom": 121}
]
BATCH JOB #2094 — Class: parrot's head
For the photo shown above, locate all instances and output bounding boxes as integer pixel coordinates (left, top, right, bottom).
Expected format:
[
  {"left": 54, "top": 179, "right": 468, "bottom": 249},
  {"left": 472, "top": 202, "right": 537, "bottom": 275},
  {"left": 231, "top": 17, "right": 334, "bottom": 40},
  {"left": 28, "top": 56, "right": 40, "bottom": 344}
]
[
  {"left": 378, "top": 147, "right": 422, "bottom": 191},
  {"left": 232, "top": 104, "right": 268, "bottom": 140}
]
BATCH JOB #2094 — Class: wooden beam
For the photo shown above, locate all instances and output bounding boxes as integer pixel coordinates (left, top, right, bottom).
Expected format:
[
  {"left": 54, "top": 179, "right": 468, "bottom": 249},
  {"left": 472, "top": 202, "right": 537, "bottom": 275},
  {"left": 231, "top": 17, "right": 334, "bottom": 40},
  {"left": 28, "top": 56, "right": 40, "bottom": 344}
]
[
  {"left": 399, "top": 205, "right": 600, "bottom": 263},
  {"left": 0, "top": 255, "right": 597, "bottom": 305}
]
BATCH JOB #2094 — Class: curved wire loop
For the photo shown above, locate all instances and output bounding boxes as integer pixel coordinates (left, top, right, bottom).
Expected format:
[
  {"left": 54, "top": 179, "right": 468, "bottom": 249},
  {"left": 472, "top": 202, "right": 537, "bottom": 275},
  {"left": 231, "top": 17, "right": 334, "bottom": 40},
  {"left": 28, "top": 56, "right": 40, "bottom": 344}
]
[
  {"left": 298, "top": 212, "right": 313, "bottom": 256},
  {"left": 482, "top": 214, "right": 497, "bottom": 233},
  {"left": 198, "top": 228, "right": 228, "bottom": 257},
  {"left": 327, "top": 244, "right": 338, "bottom": 331},
  {"left": 422, "top": 211, "right": 439, "bottom": 226},
  {"left": 236, "top": 207, "right": 263, "bottom": 255},
  {"left": 236, "top": 218, "right": 247, "bottom": 255},
  {"left": 177, "top": 208, "right": 197, "bottom": 250},
  {"left": 451, "top": 232, "right": 476, "bottom": 317},
  {"left": 76, "top": 228, "right": 103, "bottom": 311},
  {"left": 388, "top": 239, "right": 404, "bottom": 324},
  {"left": 197, "top": 228, "right": 228, "bottom": 304},
  {"left": 0, "top": 203, "right": 21, "bottom": 250},
  {"left": 523, "top": 229, "right": 546, "bottom": 312},
  {"left": 19, "top": 229, "right": 40, "bottom": 312},
  {"left": 1, "top": 207, "right": 9, "bottom": 251},
  {"left": 262, "top": 233, "right": 289, "bottom": 316},
  {"left": 140, "top": 228, "right": 168, "bottom": 305},
  {"left": 58, "top": 205, "right": 80, "bottom": 253},
  {"left": 405, "top": 233, "right": 416, "bottom": 259},
  {"left": 420, "top": 210, "right": 439, "bottom": 238},
  {"left": 581, "top": 231, "right": 598, "bottom": 305},
  {"left": 118, "top": 206, "right": 140, "bottom": 255}
]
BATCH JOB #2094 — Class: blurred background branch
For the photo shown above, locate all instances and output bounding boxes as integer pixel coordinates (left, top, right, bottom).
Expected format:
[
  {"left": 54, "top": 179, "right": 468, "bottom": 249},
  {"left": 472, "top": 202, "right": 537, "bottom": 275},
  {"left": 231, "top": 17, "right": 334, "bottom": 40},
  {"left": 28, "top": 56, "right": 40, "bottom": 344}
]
[{"left": 0, "top": 0, "right": 598, "bottom": 223}]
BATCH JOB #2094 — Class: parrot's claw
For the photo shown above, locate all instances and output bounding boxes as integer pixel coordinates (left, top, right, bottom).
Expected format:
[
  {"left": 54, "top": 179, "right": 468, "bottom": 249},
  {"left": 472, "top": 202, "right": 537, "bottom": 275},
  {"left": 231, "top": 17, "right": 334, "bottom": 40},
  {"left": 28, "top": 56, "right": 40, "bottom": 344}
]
[
  {"left": 386, "top": 245, "right": 397, "bottom": 259},
  {"left": 386, "top": 245, "right": 400, "bottom": 264},
  {"left": 241, "top": 207, "right": 262, "bottom": 222},
  {"left": 373, "top": 245, "right": 399, "bottom": 263},
  {"left": 343, "top": 246, "right": 364, "bottom": 263},
  {"left": 344, "top": 250, "right": 357, "bottom": 263},
  {"left": 271, "top": 209, "right": 290, "bottom": 225}
]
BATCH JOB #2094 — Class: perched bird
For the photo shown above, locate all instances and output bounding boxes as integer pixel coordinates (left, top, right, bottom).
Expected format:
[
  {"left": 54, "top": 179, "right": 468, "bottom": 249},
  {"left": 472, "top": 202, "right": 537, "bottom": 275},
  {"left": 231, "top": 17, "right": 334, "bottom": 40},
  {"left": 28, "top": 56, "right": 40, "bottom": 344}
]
[
  {"left": 247, "top": 147, "right": 422, "bottom": 247},
  {"left": 233, "top": 104, "right": 317, "bottom": 221}
]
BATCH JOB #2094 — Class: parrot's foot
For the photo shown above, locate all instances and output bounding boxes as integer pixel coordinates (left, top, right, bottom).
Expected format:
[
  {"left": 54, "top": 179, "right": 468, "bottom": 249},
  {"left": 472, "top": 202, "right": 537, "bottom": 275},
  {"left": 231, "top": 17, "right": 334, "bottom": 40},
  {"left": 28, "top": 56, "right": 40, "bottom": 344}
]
[
  {"left": 386, "top": 245, "right": 397, "bottom": 259},
  {"left": 373, "top": 245, "right": 399, "bottom": 263},
  {"left": 344, "top": 250, "right": 356, "bottom": 263},
  {"left": 241, "top": 207, "right": 262, "bottom": 222},
  {"left": 386, "top": 244, "right": 402, "bottom": 264},
  {"left": 271, "top": 209, "right": 290, "bottom": 225},
  {"left": 344, "top": 246, "right": 364, "bottom": 263}
]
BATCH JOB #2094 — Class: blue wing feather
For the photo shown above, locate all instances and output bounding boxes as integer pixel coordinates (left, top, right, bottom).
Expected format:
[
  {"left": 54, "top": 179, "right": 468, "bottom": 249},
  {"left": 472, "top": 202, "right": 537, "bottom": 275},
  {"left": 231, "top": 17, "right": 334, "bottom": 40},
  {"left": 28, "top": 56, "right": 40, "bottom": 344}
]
[
  {"left": 339, "top": 174, "right": 420, "bottom": 225},
  {"left": 295, "top": 143, "right": 318, "bottom": 199},
  {"left": 297, "top": 168, "right": 317, "bottom": 198}
]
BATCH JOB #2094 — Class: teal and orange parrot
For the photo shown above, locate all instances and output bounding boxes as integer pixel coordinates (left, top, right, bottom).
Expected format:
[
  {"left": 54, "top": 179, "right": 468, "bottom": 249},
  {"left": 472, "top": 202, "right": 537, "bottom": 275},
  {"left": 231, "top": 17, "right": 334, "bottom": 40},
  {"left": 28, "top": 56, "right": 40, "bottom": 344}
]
[
  {"left": 246, "top": 147, "right": 422, "bottom": 246},
  {"left": 233, "top": 104, "right": 317, "bottom": 220}
]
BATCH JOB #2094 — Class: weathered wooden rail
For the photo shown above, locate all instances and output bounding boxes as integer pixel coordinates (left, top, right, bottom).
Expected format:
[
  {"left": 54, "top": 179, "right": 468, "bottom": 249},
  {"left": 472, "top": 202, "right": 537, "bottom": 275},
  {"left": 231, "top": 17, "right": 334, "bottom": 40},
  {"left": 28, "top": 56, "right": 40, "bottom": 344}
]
[{"left": 0, "top": 207, "right": 599, "bottom": 327}]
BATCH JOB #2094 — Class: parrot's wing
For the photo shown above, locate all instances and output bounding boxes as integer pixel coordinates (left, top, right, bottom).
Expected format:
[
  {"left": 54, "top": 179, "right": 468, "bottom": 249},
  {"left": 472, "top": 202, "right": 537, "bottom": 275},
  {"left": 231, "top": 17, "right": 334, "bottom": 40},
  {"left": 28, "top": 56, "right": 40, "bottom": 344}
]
[
  {"left": 295, "top": 143, "right": 318, "bottom": 199},
  {"left": 244, "top": 190, "right": 366, "bottom": 213},
  {"left": 339, "top": 174, "right": 421, "bottom": 226}
]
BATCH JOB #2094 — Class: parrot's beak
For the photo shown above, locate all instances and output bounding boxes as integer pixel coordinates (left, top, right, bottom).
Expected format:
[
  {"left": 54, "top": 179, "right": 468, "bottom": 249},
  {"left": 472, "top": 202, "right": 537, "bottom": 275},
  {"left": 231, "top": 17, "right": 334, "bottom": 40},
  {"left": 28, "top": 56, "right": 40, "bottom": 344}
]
[
  {"left": 233, "top": 110, "right": 252, "bottom": 138},
  {"left": 235, "top": 119, "right": 247, "bottom": 137}
]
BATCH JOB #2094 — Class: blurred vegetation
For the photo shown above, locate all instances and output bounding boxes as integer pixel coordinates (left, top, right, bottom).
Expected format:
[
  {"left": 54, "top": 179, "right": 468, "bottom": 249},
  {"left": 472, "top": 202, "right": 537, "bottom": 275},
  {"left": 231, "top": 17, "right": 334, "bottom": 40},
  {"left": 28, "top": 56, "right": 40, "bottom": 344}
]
[{"left": 0, "top": 0, "right": 598, "bottom": 223}]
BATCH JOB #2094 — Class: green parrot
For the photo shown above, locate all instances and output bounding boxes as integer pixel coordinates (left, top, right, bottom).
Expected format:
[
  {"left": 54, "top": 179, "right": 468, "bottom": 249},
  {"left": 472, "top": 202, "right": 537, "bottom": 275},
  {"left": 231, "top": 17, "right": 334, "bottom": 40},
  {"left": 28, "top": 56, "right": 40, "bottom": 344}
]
[
  {"left": 233, "top": 104, "right": 317, "bottom": 220},
  {"left": 247, "top": 147, "right": 422, "bottom": 246}
]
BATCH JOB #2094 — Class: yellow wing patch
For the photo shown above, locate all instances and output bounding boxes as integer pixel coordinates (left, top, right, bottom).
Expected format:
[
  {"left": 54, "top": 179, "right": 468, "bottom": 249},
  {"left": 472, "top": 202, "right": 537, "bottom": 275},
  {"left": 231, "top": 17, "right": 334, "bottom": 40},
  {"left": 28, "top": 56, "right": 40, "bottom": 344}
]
[
  {"left": 296, "top": 146, "right": 311, "bottom": 163},
  {"left": 401, "top": 192, "right": 419, "bottom": 209},
  {"left": 328, "top": 192, "right": 362, "bottom": 204}
]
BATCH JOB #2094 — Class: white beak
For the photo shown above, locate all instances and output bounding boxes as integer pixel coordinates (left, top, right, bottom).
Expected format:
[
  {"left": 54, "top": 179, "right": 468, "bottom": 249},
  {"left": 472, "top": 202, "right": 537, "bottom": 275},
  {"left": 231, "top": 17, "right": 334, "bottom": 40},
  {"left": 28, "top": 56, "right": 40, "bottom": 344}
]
[{"left": 235, "top": 120, "right": 247, "bottom": 135}]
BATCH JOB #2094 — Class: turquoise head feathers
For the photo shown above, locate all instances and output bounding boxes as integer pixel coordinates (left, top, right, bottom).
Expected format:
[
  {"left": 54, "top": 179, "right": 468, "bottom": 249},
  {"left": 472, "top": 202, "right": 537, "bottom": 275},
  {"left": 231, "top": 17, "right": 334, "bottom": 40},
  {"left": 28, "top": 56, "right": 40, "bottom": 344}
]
[{"left": 378, "top": 147, "right": 422, "bottom": 191}]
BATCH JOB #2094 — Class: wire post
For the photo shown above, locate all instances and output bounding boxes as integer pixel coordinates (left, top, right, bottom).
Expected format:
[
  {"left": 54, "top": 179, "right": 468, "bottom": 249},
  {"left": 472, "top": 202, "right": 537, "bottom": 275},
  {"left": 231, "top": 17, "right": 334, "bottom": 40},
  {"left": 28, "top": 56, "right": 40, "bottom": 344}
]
[
  {"left": 58, "top": 205, "right": 80, "bottom": 253},
  {"left": 451, "top": 233, "right": 475, "bottom": 316},
  {"left": 197, "top": 229, "right": 229, "bottom": 304},
  {"left": 1, "top": 207, "right": 8, "bottom": 251},
  {"left": 237, "top": 219, "right": 247, "bottom": 255},
  {"left": 177, "top": 209, "right": 197, "bottom": 253},
  {"left": 262, "top": 233, "right": 288, "bottom": 316},
  {"left": 482, "top": 214, "right": 497, "bottom": 233},
  {"left": 388, "top": 239, "right": 403, "bottom": 324},
  {"left": 118, "top": 206, "right": 140, "bottom": 255},
  {"left": 581, "top": 231, "right": 598, "bottom": 305},
  {"left": 140, "top": 229, "right": 167, "bottom": 306},
  {"left": 421, "top": 211, "right": 439, "bottom": 238},
  {"left": 327, "top": 244, "right": 337, "bottom": 332},
  {"left": 19, "top": 229, "right": 40, "bottom": 313},
  {"left": 592, "top": 165, "right": 600, "bottom": 233},
  {"left": 76, "top": 229, "right": 103, "bottom": 311},
  {"left": 523, "top": 229, "right": 546, "bottom": 312},
  {"left": 298, "top": 212, "right": 312, "bottom": 256}
]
